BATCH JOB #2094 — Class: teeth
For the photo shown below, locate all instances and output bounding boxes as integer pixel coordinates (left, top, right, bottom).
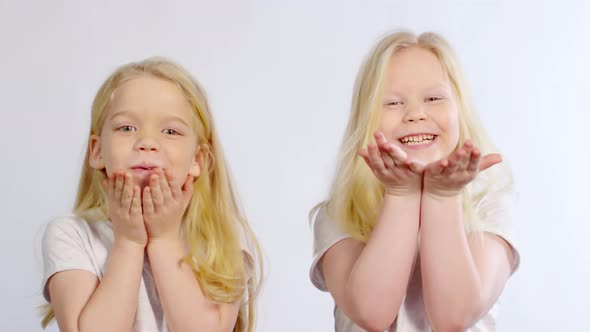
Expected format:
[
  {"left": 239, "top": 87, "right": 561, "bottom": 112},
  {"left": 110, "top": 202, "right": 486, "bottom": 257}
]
[{"left": 400, "top": 134, "right": 435, "bottom": 144}]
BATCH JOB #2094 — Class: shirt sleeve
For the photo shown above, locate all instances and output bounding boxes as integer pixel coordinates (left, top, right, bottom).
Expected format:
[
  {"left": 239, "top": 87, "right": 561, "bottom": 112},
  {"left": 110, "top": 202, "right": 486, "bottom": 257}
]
[
  {"left": 472, "top": 191, "right": 521, "bottom": 273},
  {"left": 41, "top": 216, "right": 97, "bottom": 302},
  {"left": 235, "top": 221, "right": 258, "bottom": 305},
  {"left": 309, "top": 207, "right": 353, "bottom": 291}
]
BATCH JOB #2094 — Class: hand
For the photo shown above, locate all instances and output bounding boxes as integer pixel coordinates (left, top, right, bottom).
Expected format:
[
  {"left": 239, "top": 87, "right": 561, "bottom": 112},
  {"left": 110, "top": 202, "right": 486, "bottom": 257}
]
[
  {"left": 102, "top": 172, "right": 147, "bottom": 247},
  {"left": 423, "top": 141, "right": 502, "bottom": 198},
  {"left": 142, "top": 168, "right": 194, "bottom": 244},
  {"left": 359, "top": 131, "right": 425, "bottom": 197}
]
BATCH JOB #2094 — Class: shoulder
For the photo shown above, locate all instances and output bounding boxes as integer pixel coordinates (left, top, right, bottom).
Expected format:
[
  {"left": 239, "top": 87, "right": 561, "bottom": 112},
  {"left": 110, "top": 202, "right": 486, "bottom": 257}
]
[
  {"left": 312, "top": 205, "right": 349, "bottom": 245},
  {"left": 42, "top": 213, "right": 111, "bottom": 250},
  {"left": 43, "top": 215, "right": 91, "bottom": 241},
  {"left": 473, "top": 189, "right": 516, "bottom": 230},
  {"left": 470, "top": 182, "right": 521, "bottom": 273}
]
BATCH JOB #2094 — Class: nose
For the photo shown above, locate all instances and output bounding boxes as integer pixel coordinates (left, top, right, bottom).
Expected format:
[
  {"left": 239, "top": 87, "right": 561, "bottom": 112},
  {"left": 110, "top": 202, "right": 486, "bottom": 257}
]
[
  {"left": 402, "top": 104, "right": 427, "bottom": 123},
  {"left": 135, "top": 134, "right": 160, "bottom": 152}
]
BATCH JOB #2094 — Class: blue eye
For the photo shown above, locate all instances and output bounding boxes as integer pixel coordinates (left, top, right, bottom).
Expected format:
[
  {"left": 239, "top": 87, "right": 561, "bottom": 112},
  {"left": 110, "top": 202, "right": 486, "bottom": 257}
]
[{"left": 118, "top": 125, "right": 136, "bottom": 132}]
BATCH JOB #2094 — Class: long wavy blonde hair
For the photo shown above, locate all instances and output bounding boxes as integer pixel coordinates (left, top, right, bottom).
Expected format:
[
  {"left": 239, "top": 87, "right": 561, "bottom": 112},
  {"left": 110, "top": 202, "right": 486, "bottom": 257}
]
[
  {"left": 314, "top": 31, "right": 512, "bottom": 241},
  {"left": 40, "top": 57, "right": 263, "bottom": 332}
]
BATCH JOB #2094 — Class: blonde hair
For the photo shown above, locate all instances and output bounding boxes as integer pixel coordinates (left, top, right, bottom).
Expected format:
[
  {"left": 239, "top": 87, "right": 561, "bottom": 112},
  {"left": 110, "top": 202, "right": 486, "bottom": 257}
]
[
  {"left": 40, "top": 57, "right": 263, "bottom": 332},
  {"left": 313, "top": 31, "right": 512, "bottom": 241}
]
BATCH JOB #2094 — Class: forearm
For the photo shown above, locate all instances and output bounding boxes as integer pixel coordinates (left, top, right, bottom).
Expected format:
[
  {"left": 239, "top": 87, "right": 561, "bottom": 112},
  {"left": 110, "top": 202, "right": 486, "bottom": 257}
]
[
  {"left": 346, "top": 193, "right": 420, "bottom": 328},
  {"left": 79, "top": 239, "right": 145, "bottom": 331},
  {"left": 420, "top": 193, "right": 482, "bottom": 331},
  {"left": 147, "top": 239, "right": 229, "bottom": 332}
]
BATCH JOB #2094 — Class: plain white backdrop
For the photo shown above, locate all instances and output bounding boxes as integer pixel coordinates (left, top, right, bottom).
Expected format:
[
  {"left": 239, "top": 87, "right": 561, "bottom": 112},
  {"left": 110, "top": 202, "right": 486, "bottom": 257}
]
[{"left": 1, "top": 0, "right": 588, "bottom": 331}]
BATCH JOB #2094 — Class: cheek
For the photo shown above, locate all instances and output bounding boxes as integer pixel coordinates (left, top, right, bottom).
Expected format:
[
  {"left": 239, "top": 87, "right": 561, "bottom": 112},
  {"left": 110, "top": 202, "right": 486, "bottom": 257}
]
[
  {"left": 101, "top": 136, "right": 133, "bottom": 176},
  {"left": 103, "top": 138, "right": 127, "bottom": 162},
  {"left": 378, "top": 111, "right": 402, "bottom": 134},
  {"left": 446, "top": 115, "right": 460, "bottom": 138},
  {"left": 439, "top": 110, "right": 460, "bottom": 150},
  {"left": 167, "top": 143, "right": 196, "bottom": 170}
]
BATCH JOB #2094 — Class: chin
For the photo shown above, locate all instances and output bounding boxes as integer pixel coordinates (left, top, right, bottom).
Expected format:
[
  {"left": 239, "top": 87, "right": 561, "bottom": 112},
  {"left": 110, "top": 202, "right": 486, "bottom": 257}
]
[
  {"left": 406, "top": 151, "right": 439, "bottom": 166},
  {"left": 131, "top": 174, "right": 151, "bottom": 189}
]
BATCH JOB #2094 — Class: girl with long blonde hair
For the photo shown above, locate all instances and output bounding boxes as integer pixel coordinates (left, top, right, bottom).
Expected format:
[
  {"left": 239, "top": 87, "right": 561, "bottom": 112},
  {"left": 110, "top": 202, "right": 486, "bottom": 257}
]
[
  {"left": 40, "top": 57, "right": 262, "bottom": 332},
  {"left": 310, "top": 31, "right": 519, "bottom": 331}
]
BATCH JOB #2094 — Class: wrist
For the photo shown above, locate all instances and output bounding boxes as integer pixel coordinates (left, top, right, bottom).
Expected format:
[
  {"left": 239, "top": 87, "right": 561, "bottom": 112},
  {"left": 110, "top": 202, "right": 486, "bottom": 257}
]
[
  {"left": 422, "top": 189, "right": 462, "bottom": 201},
  {"left": 113, "top": 237, "right": 146, "bottom": 253},
  {"left": 384, "top": 183, "right": 422, "bottom": 198},
  {"left": 147, "top": 236, "right": 183, "bottom": 253},
  {"left": 422, "top": 182, "right": 463, "bottom": 199},
  {"left": 384, "top": 189, "right": 422, "bottom": 198}
]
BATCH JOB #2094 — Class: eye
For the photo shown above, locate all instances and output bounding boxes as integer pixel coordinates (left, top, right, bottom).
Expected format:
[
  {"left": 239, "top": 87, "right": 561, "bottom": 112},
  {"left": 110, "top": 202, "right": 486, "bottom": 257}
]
[
  {"left": 163, "top": 128, "right": 181, "bottom": 135},
  {"left": 386, "top": 100, "right": 404, "bottom": 106},
  {"left": 117, "top": 125, "right": 136, "bottom": 132},
  {"left": 425, "top": 96, "right": 443, "bottom": 102}
]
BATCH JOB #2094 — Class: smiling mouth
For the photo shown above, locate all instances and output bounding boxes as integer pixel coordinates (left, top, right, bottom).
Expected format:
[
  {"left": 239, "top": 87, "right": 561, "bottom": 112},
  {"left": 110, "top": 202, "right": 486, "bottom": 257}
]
[{"left": 399, "top": 134, "right": 437, "bottom": 146}]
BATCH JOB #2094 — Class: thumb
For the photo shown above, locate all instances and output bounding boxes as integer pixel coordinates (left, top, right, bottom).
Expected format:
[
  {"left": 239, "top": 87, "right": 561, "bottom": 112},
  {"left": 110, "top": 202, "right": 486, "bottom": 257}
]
[{"left": 479, "top": 153, "right": 503, "bottom": 172}]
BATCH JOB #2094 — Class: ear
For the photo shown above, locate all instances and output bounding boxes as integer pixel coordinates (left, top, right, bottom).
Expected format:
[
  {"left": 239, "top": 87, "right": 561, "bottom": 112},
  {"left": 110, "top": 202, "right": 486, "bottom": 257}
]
[
  {"left": 189, "top": 144, "right": 209, "bottom": 178},
  {"left": 88, "top": 135, "right": 106, "bottom": 170}
]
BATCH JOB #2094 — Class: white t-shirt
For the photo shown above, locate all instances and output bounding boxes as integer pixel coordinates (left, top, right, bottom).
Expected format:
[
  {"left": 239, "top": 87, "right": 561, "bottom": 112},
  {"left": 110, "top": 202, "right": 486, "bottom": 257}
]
[
  {"left": 42, "top": 211, "right": 253, "bottom": 332},
  {"left": 309, "top": 192, "right": 520, "bottom": 332}
]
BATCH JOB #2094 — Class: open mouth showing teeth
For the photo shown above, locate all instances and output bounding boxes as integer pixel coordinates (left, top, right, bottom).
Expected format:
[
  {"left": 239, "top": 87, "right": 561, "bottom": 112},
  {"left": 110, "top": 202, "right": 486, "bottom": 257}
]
[{"left": 399, "top": 134, "right": 437, "bottom": 146}]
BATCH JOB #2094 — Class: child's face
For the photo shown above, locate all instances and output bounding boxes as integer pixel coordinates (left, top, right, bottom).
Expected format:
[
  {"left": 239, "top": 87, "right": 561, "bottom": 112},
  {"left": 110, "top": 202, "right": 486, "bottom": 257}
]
[
  {"left": 89, "top": 75, "right": 202, "bottom": 189},
  {"left": 379, "top": 46, "right": 460, "bottom": 165}
]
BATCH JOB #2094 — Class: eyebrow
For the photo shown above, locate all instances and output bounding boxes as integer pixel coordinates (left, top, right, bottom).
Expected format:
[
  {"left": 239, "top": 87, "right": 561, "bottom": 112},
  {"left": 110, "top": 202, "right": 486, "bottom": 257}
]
[
  {"left": 110, "top": 110, "right": 191, "bottom": 128},
  {"left": 424, "top": 83, "right": 452, "bottom": 93},
  {"left": 385, "top": 83, "right": 451, "bottom": 96}
]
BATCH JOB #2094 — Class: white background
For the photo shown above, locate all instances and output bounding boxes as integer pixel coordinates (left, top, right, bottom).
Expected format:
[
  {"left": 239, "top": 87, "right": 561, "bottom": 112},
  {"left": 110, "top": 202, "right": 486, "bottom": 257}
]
[{"left": 1, "top": 1, "right": 588, "bottom": 331}]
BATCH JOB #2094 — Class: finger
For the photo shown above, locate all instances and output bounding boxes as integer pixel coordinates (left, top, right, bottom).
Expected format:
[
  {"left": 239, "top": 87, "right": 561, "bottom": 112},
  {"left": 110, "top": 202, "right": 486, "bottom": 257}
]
[
  {"left": 169, "top": 172, "right": 183, "bottom": 200},
  {"left": 380, "top": 141, "right": 394, "bottom": 153},
  {"left": 376, "top": 132, "right": 395, "bottom": 160},
  {"left": 358, "top": 148, "right": 369, "bottom": 159},
  {"left": 359, "top": 153, "right": 372, "bottom": 169},
  {"left": 406, "top": 159, "right": 425, "bottom": 173},
  {"left": 466, "top": 148, "right": 481, "bottom": 173},
  {"left": 121, "top": 173, "right": 133, "bottom": 211},
  {"left": 479, "top": 153, "right": 503, "bottom": 172},
  {"left": 367, "top": 143, "right": 387, "bottom": 174},
  {"left": 446, "top": 149, "right": 465, "bottom": 173},
  {"left": 428, "top": 159, "right": 448, "bottom": 175},
  {"left": 102, "top": 176, "right": 111, "bottom": 199},
  {"left": 150, "top": 174, "right": 164, "bottom": 208},
  {"left": 130, "top": 185, "right": 142, "bottom": 218},
  {"left": 142, "top": 186, "right": 155, "bottom": 216},
  {"left": 389, "top": 143, "right": 408, "bottom": 164},
  {"left": 379, "top": 143, "right": 398, "bottom": 168},
  {"left": 381, "top": 149, "right": 396, "bottom": 169},
  {"left": 114, "top": 172, "right": 124, "bottom": 202},
  {"left": 358, "top": 149, "right": 373, "bottom": 168},
  {"left": 457, "top": 145, "right": 473, "bottom": 171},
  {"left": 182, "top": 176, "right": 194, "bottom": 208},
  {"left": 158, "top": 168, "right": 173, "bottom": 201},
  {"left": 374, "top": 131, "right": 389, "bottom": 146},
  {"left": 108, "top": 173, "right": 116, "bottom": 198}
]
